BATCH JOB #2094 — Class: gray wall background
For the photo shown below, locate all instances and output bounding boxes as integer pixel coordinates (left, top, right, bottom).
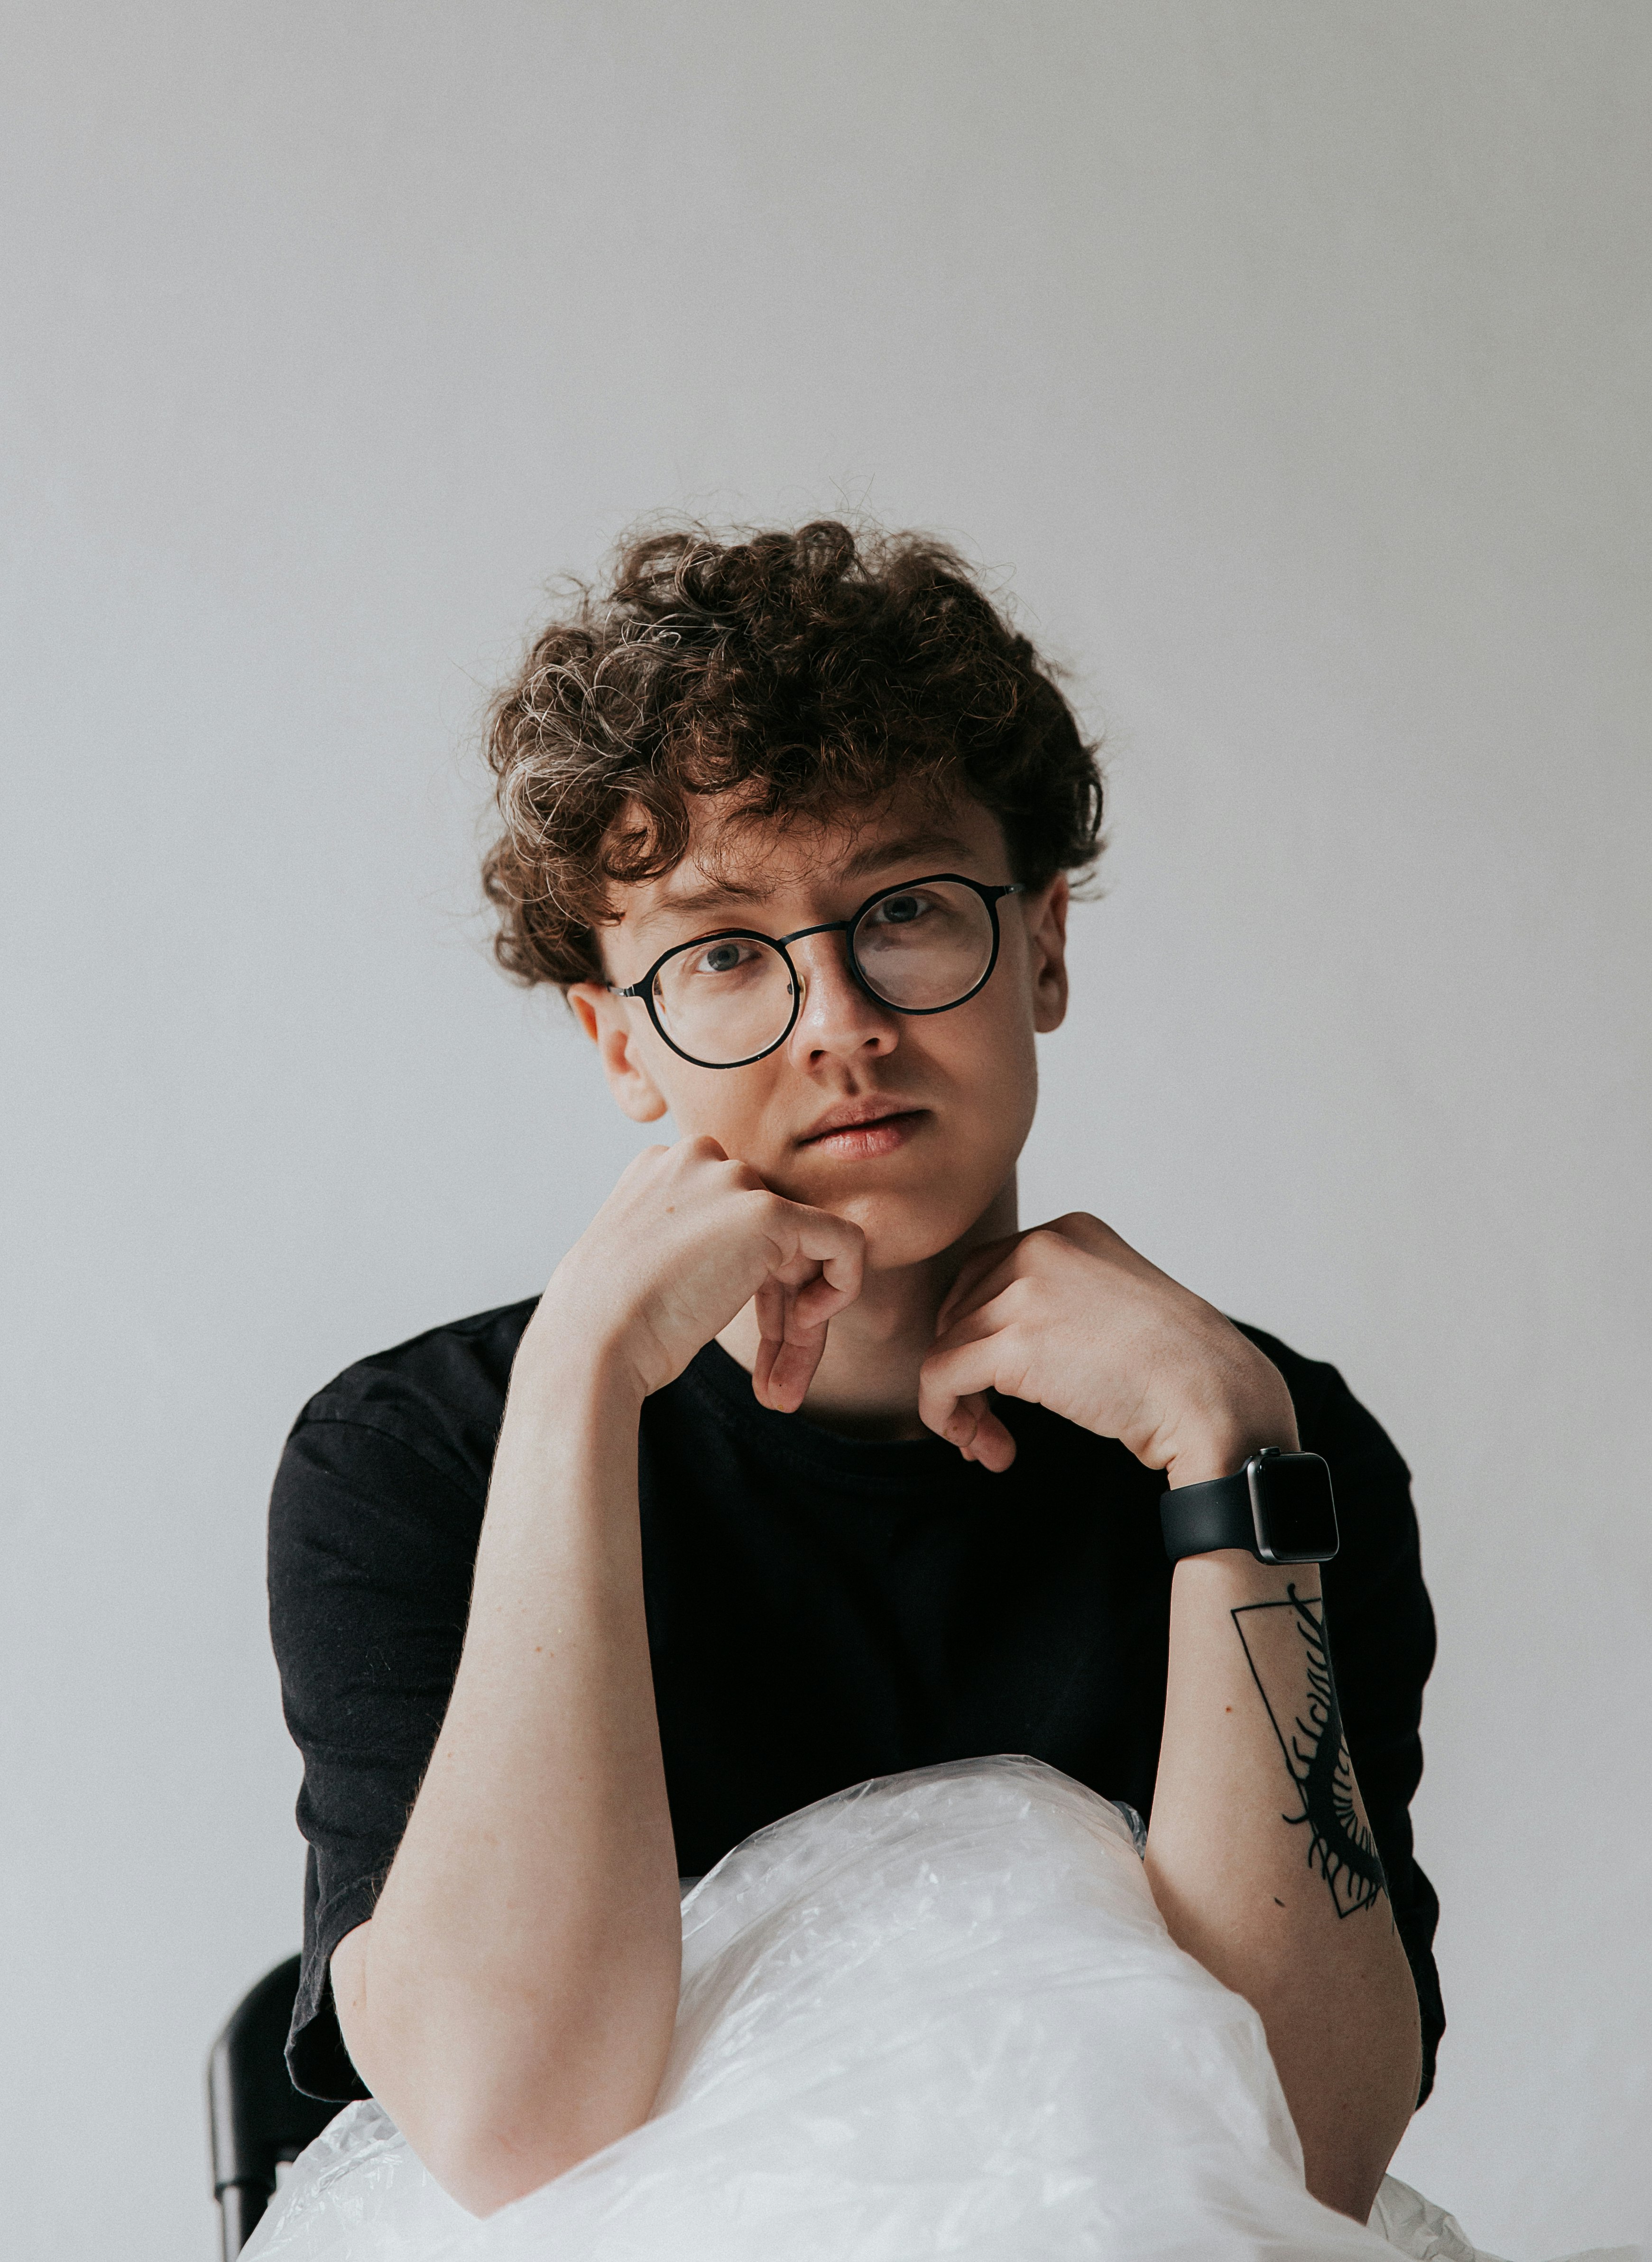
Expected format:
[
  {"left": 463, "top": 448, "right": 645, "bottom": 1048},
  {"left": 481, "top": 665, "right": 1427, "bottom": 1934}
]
[{"left": 4, "top": 5, "right": 1648, "bottom": 2255}]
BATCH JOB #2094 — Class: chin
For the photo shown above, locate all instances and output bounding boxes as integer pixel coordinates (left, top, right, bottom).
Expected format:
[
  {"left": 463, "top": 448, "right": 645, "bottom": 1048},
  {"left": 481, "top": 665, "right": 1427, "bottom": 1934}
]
[{"left": 830, "top": 1187, "right": 988, "bottom": 1273}]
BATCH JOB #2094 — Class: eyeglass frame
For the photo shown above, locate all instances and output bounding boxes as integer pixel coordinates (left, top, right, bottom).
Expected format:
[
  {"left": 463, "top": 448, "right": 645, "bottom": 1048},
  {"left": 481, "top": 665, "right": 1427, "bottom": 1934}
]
[{"left": 606, "top": 872, "right": 1027, "bottom": 1070}]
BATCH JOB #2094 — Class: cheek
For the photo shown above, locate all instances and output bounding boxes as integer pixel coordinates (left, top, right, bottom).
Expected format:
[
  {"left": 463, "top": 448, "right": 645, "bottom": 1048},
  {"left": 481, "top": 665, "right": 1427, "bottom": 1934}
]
[
  {"left": 935, "top": 988, "right": 1039, "bottom": 1131},
  {"left": 649, "top": 1057, "right": 781, "bottom": 1153}
]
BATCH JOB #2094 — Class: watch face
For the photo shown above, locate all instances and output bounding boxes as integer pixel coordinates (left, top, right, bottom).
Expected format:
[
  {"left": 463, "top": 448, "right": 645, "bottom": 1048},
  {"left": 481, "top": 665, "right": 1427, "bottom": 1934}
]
[{"left": 1249, "top": 1452, "right": 1339, "bottom": 1563}]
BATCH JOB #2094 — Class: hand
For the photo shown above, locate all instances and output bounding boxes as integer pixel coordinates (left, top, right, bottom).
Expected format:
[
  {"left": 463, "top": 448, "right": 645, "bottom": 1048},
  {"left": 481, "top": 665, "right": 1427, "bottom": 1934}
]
[
  {"left": 531, "top": 1136, "right": 865, "bottom": 1412},
  {"left": 919, "top": 1213, "right": 1298, "bottom": 1482}
]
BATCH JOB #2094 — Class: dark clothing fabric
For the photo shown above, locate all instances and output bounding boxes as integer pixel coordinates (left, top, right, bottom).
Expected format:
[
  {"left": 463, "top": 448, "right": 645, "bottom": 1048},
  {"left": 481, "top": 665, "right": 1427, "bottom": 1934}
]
[{"left": 268, "top": 1299, "right": 1443, "bottom": 2105}]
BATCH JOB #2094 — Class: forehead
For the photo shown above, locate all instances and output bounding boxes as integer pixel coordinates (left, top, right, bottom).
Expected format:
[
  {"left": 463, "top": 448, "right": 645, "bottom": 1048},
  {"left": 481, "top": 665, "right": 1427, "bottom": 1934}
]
[{"left": 613, "top": 788, "right": 1007, "bottom": 938}]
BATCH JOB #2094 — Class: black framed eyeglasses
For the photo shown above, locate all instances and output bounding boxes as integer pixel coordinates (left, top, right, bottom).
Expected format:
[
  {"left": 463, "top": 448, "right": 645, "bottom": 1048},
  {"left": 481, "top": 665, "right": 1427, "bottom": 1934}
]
[{"left": 609, "top": 873, "right": 1026, "bottom": 1069}]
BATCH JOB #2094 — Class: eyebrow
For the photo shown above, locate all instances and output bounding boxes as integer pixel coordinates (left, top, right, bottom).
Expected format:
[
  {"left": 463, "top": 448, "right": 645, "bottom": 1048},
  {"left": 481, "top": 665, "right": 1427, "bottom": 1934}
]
[
  {"left": 840, "top": 829, "right": 974, "bottom": 881},
  {"left": 630, "top": 831, "right": 977, "bottom": 936}
]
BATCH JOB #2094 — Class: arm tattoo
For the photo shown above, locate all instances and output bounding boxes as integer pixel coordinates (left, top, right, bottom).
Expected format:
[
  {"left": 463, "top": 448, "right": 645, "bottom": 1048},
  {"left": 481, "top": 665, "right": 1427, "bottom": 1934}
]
[{"left": 1231, "top": 1583, "right": 1388, "bottom": 1919}]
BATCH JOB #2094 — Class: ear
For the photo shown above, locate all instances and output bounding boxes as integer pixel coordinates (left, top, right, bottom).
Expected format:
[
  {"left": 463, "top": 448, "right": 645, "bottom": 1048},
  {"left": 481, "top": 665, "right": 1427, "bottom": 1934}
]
[
  {"left": 1024, "top": 874, "right": 1070, "bottom": 1034},
  {"left": 567, "top": 983, "right": 671, "bottom": 1123}
]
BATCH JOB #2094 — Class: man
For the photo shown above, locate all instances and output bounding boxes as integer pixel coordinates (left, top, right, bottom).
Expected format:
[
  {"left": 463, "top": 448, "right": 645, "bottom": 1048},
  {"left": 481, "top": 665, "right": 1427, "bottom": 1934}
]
[{"left": 269, "top": 520, "right": 1440, "bottom": 2225}]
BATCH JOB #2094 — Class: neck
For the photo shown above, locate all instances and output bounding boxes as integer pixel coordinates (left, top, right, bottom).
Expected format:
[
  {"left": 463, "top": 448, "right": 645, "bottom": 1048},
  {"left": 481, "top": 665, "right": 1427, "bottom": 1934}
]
[{"left": 717, "top": 1174, "right": 1020, "bottom": 1441}]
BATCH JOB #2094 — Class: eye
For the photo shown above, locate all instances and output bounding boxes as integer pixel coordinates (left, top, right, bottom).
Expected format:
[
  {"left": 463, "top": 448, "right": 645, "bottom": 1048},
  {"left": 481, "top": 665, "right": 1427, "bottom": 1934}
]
[
  {"left": 870, "top": 891, "right": 931, "bottom": 927},
  {"left": 685, "top": 938, "right": 763, "bottom": 978}
]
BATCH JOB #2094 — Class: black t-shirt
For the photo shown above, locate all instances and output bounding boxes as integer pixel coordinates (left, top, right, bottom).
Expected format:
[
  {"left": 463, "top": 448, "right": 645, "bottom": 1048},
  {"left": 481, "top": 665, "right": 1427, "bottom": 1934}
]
[{"left": 268, "top": 1298, "right": 1444, "bottom": 2104}]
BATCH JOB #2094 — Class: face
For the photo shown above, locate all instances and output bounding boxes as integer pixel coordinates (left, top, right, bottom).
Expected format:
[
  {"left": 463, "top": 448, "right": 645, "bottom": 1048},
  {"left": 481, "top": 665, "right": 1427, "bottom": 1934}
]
[{"left": 568, "top": 791, "right": 1070, "bottom": 1269}]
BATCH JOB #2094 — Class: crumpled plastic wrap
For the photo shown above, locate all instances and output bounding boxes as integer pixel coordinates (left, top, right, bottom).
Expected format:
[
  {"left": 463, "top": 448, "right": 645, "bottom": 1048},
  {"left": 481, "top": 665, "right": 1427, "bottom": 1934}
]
[{"left": 244, "top": 1757, "right": 1638, "bottom": 2262}]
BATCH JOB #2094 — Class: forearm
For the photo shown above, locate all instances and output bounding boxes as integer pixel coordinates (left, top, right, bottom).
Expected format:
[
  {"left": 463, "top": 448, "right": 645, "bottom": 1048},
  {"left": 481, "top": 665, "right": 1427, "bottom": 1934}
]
[
  {"left": 333, "top": 1331, "right": 681, "bottom": 2213},
  {"left": 1144, "top": 1546, "right": 1421, "bottom": 2219}
]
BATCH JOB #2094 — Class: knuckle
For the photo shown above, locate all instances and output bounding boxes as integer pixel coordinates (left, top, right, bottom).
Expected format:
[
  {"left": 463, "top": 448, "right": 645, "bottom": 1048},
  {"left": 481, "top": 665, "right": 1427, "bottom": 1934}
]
[{"left": 748, "top": 1191, "right": 794, "bottom": 1252}]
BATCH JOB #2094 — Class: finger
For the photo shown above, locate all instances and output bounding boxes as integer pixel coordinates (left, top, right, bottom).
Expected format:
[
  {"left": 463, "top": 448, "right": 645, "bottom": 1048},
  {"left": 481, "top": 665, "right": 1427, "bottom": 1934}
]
[
  {"left": 919, "top": 1329, "right": 1032, "bottom": 1470},
  {"left": 934, "top": 1234, "right": 1024, "bottom": 1333},
  {"left": 943, "top": 1390, "right": 1018, "bottom": 1471},
  {"left": 935, "top": 1216, "right": 1136, "bottom": 1336},
  {"left": 929, "top": 1282, "right": 1024, "bottom": 1355},
  {"left": 1030, "top": 1210, "right": 1169, "bottom": 1294},
  {"left": 1044, "top": 1209, "right": 1139, "bottom": 1263},
  {"left": 751, "top": 1270, "right": 834, "bottom": 1414},
  {"left": 917, "top": 1382, "right": 1018, "bottom": 1471},
  {"left": 746, "top": 1198, "right": 866, "bottom": 1414},
  {"left": 919, "top": 1326, "right": 1034, "bottom": 1444},
  {"left": 759, "top": 1200, "right": 866, "bottom": 1319},
  {"left": 677, "top": 1132, "right": 733, "bottom": 1164},
  {"left": 789, "top": 1267, "right": 857, "bottom": 1330},
  {"left": 752, "top": 1273, "right": 789, "bottom": 1355},
  {"left": 764, "top": 1325, "right": 830, "bottom": 1413}
]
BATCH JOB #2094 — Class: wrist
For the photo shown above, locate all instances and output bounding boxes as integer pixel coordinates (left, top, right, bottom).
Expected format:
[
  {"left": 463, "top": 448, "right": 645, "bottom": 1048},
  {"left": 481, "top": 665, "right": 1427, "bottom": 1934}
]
[
  {"left": 1169, "top": 1547, "right": 1301, "bottom": 1605},
  {"left": 1163, "top": 1414, "right": 1299, "bottom": 1491},
  {"left": 512, "top": 1300, "right": 651, "bottom": 1426}
]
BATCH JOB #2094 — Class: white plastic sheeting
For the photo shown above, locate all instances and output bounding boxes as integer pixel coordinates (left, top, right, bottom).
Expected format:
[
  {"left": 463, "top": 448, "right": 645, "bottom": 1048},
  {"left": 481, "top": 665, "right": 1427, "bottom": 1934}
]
[{"left": 245, "top": 1759, "right": 1636, "bottom": 2262}]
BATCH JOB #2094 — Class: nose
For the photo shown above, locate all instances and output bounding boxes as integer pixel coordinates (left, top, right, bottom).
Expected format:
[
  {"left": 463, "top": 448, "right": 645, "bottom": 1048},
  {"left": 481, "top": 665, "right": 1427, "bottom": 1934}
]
[{"left": 784, "top": 929, "right": 899, "bottom": 1066}]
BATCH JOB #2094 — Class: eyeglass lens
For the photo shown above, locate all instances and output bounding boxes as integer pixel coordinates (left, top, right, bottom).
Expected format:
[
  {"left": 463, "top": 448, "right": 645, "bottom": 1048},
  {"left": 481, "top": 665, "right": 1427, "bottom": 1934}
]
[{"left": 649, "top": 881, "right": 997, "bottom": 1066}]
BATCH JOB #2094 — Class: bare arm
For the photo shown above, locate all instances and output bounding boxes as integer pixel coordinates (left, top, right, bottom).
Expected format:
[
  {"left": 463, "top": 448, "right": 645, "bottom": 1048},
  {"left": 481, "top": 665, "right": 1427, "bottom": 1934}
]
[
  {"left": 330, "top": 1342, "right": 675, "bottom": 2214},
  {"left": 921, "top": 1214, "right": 1422, "bottom": 2219},
  {"left": 1145, "top": 1527, "right": 1421, "bottom": 2219},
  {"left": 330, "top": 1139, "right": 863, "bottom": 2215}
]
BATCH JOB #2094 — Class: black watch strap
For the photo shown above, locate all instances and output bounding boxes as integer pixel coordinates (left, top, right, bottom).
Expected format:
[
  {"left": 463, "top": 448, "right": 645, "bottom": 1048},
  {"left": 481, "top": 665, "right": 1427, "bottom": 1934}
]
[
  {"left": 1160, "top": 1446, "right": 1339, "bottom": 1565},
  {"left": 1159, "top": 1471, "right": 1257, "bottom": 1563}
]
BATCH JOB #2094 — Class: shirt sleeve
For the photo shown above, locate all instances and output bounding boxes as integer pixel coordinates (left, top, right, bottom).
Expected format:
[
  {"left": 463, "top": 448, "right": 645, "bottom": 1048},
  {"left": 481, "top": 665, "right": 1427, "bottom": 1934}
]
[
  {"left": 1244, "top": 1327, "right": 1446, "bottom": 2106},
  {"left": 267, "top": 1396, "right": 486, "bottom": 2099}
]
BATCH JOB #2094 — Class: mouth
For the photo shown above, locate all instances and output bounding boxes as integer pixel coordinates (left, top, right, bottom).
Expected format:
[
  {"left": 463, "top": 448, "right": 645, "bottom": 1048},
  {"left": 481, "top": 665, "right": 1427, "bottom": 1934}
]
[{"left": 795, "top": 1100, "right": 929, "bottom": 1158}]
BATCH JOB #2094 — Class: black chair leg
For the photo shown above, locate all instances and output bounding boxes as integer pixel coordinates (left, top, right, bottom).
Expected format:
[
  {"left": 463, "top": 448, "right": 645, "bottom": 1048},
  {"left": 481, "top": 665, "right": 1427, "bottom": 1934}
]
[
  {"left": 209, "top": 1956, "right": 337, "bottom": 2255},
  {"left": 215, "top": 2178, "right": 272, "bottom": 2260}
]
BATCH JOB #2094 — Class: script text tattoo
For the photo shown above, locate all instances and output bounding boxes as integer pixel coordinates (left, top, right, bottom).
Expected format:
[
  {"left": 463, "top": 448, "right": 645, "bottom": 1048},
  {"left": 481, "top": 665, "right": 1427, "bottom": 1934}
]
[{"left": 1231, "top": 1585, "right": 1388, "bottom": 1919}]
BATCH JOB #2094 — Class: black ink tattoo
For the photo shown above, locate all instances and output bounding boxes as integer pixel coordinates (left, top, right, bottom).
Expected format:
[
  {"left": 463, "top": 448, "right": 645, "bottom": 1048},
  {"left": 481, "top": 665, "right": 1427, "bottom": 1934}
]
[{"left": 1231, "top": 1584, "right": 1388, "bottom": 1919}]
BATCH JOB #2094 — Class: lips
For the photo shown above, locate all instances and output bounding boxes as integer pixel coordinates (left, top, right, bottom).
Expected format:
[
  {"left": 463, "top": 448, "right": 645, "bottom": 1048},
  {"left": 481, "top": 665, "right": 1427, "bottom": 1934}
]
[{"left": 796, "top": 1100, "right": 928, "bottom": 1154}]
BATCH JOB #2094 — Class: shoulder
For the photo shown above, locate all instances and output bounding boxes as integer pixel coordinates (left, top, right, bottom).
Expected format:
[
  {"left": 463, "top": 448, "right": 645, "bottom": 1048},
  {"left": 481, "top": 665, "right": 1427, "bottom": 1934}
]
[
  {"left": 281, "top": 1296, "right": 541, "bottom": 1501},
  {"left": 268, "top": 1300, "right": 541, "bottom": 1613},
  {"left": 1233, "top": 1320, "right": 1432, "bottom": 1658},
  {"left": 1230, "top": 1320, "right": 1412, "bottom": 1490}
]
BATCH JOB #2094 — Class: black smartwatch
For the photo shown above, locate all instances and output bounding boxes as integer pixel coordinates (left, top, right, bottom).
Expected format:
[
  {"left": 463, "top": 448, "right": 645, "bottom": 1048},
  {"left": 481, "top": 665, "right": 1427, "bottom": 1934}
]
[{"left": 1159, "top": 1446, "right": 1339, "bottom": 1566}]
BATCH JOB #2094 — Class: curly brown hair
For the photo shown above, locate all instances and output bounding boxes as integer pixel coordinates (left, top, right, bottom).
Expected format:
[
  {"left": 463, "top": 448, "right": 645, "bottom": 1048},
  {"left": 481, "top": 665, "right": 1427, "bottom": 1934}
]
[{"left": 480, "top": 519, "right": 1104, "bottom": 989}]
